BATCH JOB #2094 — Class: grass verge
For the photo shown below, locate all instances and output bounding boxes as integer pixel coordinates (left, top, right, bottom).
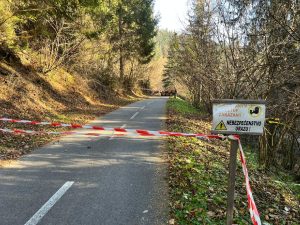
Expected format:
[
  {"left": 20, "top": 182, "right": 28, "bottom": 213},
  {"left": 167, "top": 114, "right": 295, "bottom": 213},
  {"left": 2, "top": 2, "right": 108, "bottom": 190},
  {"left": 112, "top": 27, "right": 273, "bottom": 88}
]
[{"left": 166, "top": 98, "right": 299, "bottom": 225}]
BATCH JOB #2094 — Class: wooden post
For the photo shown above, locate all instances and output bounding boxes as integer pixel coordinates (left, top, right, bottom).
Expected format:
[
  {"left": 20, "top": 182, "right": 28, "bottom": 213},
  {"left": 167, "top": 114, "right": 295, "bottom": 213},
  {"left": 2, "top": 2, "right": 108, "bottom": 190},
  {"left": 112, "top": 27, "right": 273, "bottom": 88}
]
[{"left": 226, "top": 139, "right": 239, "bottom": 225}]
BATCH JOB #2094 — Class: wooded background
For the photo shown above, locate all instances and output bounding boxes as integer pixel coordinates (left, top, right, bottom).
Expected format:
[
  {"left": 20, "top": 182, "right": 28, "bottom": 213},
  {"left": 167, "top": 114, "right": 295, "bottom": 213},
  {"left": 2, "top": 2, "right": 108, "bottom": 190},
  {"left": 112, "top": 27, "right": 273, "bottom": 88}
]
[
  {"left": 0, "top": 0, "right": 158, "bottom": 92},
  {"left": 1, "top": 0, "right": 299, "bottom": 176},
  {"left": 163, "top": 0, "right": 300, "bottom": 176}
]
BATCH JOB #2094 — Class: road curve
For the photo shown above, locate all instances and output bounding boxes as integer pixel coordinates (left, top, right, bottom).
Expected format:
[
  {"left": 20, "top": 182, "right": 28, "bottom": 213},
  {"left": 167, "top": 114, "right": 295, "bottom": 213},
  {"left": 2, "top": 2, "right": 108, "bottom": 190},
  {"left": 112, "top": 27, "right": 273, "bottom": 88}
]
[{"left": 0, "top": 97, "right": 169, "bottom": 225}]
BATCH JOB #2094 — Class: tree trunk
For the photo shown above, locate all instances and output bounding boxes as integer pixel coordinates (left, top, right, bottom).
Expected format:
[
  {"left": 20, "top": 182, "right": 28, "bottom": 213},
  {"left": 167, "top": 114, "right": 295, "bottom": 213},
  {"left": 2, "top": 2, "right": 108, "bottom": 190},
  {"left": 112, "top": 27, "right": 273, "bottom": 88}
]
[{"left": 118, "top": 4, "right": 124, "bottom": 80}]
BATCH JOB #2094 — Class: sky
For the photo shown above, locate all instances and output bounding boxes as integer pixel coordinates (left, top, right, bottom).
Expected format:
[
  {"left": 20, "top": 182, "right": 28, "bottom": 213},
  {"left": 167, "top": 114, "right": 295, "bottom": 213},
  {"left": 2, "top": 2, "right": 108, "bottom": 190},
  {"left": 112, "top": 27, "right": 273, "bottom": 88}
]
[{"left": 154, "top": 0, "right": 190, "bottom": 32}]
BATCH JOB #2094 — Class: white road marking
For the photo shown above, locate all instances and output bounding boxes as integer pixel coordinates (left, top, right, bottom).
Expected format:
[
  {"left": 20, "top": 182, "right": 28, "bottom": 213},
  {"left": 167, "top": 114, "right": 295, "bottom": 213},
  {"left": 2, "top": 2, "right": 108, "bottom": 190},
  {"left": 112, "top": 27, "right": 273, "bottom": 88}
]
[
  {"left": 109, "top": 124, "right": 126, "bottom": 140},
  {"left": 130, "top": 112, "right": 139, "bottom": 120},
  {"left": 24, "top": 181, "right": 74, "bottom": 225},
  {"left": 140, "top": 106, "right": 146, "bottom": 110}
]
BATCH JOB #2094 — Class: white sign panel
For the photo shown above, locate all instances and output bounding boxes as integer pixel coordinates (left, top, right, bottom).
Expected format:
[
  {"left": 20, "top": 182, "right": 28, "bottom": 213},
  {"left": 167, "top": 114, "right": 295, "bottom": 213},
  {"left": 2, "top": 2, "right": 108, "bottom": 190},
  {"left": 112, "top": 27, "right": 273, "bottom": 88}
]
[{"left": 211, "top": 100, "right": 266, "bottom": 135}]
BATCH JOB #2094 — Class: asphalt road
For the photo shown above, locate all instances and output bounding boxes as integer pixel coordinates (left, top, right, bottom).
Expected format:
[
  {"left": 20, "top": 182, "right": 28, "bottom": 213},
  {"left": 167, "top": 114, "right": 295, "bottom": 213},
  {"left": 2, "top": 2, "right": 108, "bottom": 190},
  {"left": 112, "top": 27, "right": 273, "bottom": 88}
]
[{"left": 0, "top": 97, "right": 169, "bottom": 225}]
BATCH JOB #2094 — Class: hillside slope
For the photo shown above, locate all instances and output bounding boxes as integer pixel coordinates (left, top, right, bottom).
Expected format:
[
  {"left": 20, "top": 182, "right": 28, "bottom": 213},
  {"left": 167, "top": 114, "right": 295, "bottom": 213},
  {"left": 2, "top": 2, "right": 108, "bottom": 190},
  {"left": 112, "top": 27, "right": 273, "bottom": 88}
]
[{"left": 0, "top": 52, "right": 140, "bottom": 162}]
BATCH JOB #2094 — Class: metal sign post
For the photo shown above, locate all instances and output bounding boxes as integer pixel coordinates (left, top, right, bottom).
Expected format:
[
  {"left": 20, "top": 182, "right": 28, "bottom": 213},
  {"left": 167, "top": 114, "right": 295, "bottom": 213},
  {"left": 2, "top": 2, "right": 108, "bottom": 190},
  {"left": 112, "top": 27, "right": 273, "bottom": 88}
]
[{"left": 211, "top": 99, "right": 266, "bottom": 225}]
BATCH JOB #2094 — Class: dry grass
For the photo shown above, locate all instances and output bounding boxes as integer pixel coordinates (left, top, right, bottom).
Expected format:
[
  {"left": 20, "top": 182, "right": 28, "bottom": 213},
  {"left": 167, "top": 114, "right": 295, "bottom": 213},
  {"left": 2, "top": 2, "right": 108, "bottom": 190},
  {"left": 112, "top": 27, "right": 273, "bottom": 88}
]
[{"left": 0, "top": 57, "right": 142, "bottom": 163}]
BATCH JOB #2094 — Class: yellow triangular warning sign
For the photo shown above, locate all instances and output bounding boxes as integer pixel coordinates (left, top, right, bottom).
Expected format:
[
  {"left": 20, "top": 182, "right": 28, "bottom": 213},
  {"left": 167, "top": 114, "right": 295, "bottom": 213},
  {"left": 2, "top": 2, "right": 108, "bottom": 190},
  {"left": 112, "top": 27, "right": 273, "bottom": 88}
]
[{"left": 215, "top": 120, "right": 227, "bottom": 131}]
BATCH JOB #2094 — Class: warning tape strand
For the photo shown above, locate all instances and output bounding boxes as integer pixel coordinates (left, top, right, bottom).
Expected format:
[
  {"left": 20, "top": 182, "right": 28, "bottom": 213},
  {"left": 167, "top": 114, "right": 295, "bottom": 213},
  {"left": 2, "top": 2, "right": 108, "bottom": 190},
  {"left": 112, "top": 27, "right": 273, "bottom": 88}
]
[
  {"left": 229, "top": 136, "right": 261, "bottom": 225},
  {"left": 0, "top": 118, "right": 261, "bottom": 224},
  {"left": 0, "top": 127, "right": 223, "bottom": 140},
  {"left": 0, "top": 117, "right": 224, "bottom": 139},
  {"left": 0, "top": 128, "right": 139, "bottom": 137}
]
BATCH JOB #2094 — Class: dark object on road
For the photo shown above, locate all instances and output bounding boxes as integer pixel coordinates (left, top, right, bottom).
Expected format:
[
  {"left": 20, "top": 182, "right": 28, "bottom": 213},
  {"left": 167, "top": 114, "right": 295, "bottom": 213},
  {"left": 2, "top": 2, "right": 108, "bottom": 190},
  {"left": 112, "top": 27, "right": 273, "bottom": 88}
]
[
  {"left": 141, "top": 88, "right": 160, "bottom": 96},
  {"left": 161, "top": 89, "right": 177, "bottom": 97},
  {"left": 174, "top": 89, "right": 177, "bottom": 98}
]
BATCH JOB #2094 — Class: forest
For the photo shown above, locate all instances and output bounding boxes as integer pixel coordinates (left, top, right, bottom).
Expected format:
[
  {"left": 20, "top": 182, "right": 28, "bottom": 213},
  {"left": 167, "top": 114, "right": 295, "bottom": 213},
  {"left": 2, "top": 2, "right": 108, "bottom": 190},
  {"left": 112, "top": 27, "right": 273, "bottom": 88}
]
[
  {"left": 0, "top": 1, "right": 299, "bottom": 224},
  {"left": 1, "top": 0, "right": 299, "bottom": 178},
  {"left": 163, "top": 0, "right": 300, "bottom": 176},
  {"left": 0, "top": 0, "right": 157, "bottom": 91}
]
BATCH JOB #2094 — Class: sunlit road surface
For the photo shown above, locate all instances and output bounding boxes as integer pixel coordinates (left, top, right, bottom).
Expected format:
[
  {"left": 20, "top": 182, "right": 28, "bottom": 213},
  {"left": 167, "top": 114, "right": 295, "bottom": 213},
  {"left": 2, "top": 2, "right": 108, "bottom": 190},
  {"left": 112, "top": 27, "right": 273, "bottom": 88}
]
[{"left": 0, "top": 97, "right": 169, "bottom": 225}]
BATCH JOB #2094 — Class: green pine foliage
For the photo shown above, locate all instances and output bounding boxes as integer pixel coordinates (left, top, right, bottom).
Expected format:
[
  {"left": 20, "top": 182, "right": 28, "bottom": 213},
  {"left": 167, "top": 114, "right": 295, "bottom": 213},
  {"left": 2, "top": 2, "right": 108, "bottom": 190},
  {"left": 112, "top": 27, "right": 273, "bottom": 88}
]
[{"left": 0, "top": 0, "right": 158, "bottom": 89}]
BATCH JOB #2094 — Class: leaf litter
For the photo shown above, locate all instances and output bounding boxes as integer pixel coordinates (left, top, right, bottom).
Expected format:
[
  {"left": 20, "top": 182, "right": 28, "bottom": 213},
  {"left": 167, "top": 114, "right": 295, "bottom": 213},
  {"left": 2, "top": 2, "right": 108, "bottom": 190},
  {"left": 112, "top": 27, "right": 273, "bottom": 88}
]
[{"left": 166, "top": 98, "right": 299, "bottom": 225}]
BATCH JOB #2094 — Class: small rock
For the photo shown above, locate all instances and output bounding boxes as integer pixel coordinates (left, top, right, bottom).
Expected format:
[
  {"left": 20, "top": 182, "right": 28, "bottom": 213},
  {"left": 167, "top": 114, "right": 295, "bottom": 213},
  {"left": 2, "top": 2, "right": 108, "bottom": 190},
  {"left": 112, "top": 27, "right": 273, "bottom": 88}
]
[
  {"left": 265, "top": 215, "right": 270, "bottom": 220},
  {"left": 169, "top": 219, "right": 175, "bottom": 224},
  {"left": 207, "top": 211, "right": 215, "bottom": 217}
]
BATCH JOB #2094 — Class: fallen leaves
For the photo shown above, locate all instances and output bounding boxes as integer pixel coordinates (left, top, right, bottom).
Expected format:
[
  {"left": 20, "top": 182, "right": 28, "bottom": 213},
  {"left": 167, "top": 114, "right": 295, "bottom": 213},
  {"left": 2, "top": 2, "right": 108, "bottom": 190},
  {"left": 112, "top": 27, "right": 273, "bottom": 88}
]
[
  {"left": 0, "top": 98, "right": 139, "bottom": 163},
  {"left": 166, "top": 98, "right": 300, "bottom": 225}
]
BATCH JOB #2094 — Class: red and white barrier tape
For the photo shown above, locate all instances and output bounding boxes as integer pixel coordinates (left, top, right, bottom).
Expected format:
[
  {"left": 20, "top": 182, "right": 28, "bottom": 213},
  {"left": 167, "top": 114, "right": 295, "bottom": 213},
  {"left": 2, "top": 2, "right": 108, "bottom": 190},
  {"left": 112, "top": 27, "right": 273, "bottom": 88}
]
[
  {"left": 229, "top": 135, "right": 261, "bottom": 225},
  {"left": 239, "top": 141, "right": 261, "bottom": 225},
  {"left": 0, "top": 117, "right": 224, "bottom": 139},
  {"left": 0, "top": 128, "right": 115, "bottom": 137},
  {"left": 0, "top": 117, "right": 261, "bottom": 224},
  {"left": 0, "top": 127, "right": 223, "bottom": 140}
]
